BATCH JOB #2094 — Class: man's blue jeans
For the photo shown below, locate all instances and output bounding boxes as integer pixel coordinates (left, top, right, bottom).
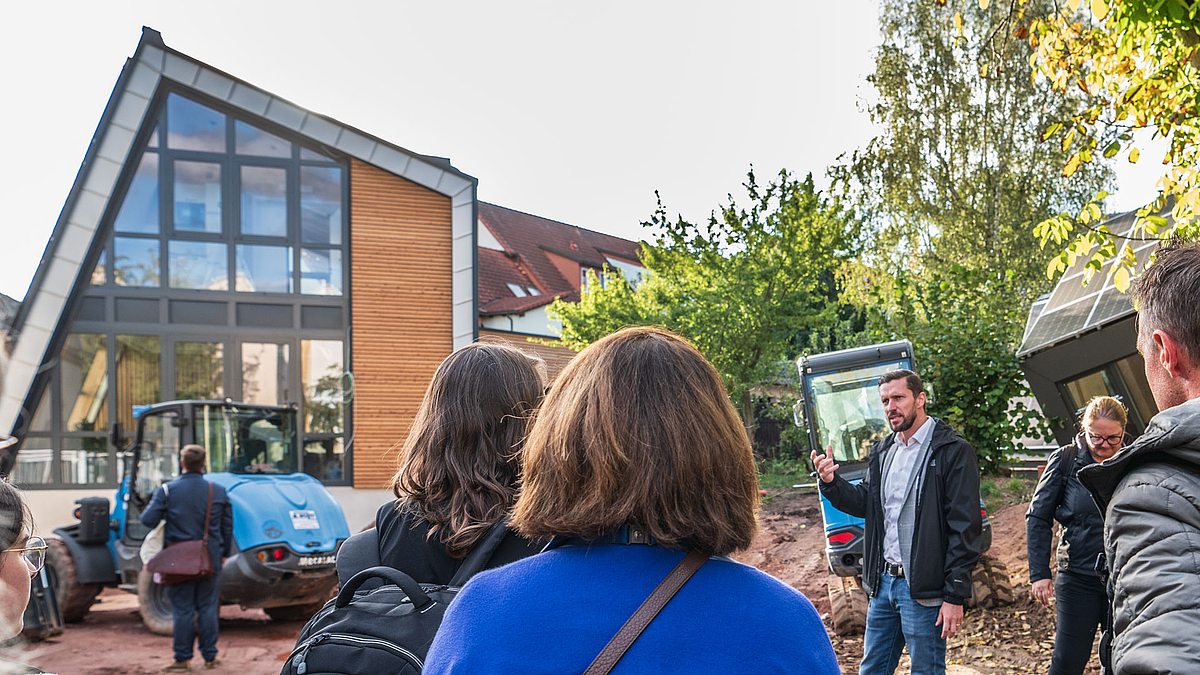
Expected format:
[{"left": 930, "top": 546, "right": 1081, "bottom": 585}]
[
  {"left": 859, "top": 572, "right": 946, "bottom": 675},
  {"left": 167, "top": 574, "right": 220, "bottom": 663}
]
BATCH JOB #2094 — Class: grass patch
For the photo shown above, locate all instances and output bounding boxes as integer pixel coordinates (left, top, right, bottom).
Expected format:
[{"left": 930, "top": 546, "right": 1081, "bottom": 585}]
[
  {"left": 756, "top": 457, "right": 812, "bottom": 491},
  {"left": 981, "top": 471, "right": 1037, "bottom": 512}
]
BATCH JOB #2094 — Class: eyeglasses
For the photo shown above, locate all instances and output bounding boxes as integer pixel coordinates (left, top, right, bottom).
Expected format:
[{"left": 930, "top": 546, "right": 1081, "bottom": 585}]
[
  {"left": 1087, "top": 433, "right": 1124, "bottom": 447},
  {"left": 9, "top": 536, "right": 47, "bottom": 574}
]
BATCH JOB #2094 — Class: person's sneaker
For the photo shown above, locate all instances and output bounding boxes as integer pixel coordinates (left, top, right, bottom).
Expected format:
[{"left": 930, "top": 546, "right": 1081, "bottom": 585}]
[
  {"left": 163, "top": 662, "right": 191, "bottom": 672},
  {"left": 203, "top": 659, "right": 220, "bottom": 670}
]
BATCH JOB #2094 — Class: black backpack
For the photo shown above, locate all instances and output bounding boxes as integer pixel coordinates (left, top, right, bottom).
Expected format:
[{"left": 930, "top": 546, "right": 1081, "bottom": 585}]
[{"left": 280, "top": 522, "right": 508, "bottom": 675}]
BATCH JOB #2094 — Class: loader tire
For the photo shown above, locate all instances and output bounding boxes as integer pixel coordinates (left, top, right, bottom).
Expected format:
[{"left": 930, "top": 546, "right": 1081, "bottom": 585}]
[
  {"left": 44, "top": 537, "right": 102, "bottom": 623},
  {"left": 137, "top": 570, "right": 174, "bottom": 635},
  {"left": 828, "top": 575, "right": 867, "bottom": 635},
  {"left": 968, "top": 554, "right": 1014, "bottom": 609}
]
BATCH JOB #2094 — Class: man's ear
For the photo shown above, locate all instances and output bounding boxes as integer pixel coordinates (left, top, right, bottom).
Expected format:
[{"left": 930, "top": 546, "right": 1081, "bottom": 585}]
[
  {"left": 915, "top": 390, "right": 927, "bottom": 411},
  {"left": 1153, "top": 330, "right": 1188, "bottom": 378}
]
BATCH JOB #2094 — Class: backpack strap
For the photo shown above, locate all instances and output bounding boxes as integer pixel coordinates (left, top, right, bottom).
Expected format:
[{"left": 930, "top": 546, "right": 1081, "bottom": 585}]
[
  {"left": 583, "top": 550, "right": 708, "bottom": 675},
  {"left": 449, "top": 518, "right": 509, "bottom": 587}
]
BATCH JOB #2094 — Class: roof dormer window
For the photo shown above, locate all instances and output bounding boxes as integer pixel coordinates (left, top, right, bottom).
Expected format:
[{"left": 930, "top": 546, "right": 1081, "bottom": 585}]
[{"left": 506, "top": 283, "right": 528, "bottom": 297}]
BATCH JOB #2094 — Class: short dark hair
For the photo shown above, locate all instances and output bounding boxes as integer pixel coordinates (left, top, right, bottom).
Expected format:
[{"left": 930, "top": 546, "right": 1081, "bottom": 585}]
[
  {"left": 511, "top": 327, "right": 759, "bottom": 556},
  {"left": 181, "top": 445, "right": 207, "bottom": 473},
  {"left": 1132, "top": 238, "right": 1200, "bottom": 362},
  {"left": 878, "top": 369, "right": 924, "bottom": 399}
]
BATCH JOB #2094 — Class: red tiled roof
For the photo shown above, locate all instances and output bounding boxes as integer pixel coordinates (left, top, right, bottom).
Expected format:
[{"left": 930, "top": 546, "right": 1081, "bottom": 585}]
[{"left": 477, "top": 202, "right": 642, "bottom": 310}]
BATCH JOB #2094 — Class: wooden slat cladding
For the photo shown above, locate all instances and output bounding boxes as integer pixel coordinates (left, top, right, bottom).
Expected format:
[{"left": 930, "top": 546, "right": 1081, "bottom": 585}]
[
  {"left": 350, "top": 159, "right": 453, "bottom": 489},
  {"left": 477, "top": 330, "right": 580, "bottom": 382}
]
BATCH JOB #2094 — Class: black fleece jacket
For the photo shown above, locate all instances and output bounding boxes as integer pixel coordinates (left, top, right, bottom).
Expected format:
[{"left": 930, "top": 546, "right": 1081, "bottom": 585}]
[{"left": 818, "top": 418, "right": 982, "bottom": 605}]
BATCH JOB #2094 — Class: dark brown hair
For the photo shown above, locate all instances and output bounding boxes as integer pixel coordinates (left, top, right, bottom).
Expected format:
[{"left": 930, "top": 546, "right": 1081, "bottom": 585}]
[
  {"left": 391, "top": 343, "right": 545, "bottom": 557},
  {"left": 1133, "top": 238, "right": 1200, "bottom": 362},
  {"left": 878, "top": 369, "right": 924, "bottom": 399},
  {"left": 0, "top": 479, "right": 30, "bottom": 572},
  {"left": 510, "top": 327, "right": 759, "bottom": 555},
  {"left": 181, "top": 444, "right": 206, "bottom": 473}
]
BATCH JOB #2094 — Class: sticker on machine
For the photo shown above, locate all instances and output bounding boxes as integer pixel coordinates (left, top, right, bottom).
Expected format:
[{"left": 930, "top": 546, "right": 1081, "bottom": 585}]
[{"left": 289, "top": 510, "right": 320, "bottom": 530}]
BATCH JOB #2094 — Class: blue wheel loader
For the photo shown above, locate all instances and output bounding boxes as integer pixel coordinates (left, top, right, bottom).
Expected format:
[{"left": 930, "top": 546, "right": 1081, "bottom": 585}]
[{"left": 43, "top": 400, "right": 350, "bottom": 634}]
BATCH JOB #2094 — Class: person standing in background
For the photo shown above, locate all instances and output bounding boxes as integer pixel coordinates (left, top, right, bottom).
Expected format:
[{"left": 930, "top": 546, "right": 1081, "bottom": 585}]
[
  {"left": 1026, "top": 396, "right": 1127, "bottom": 675},
  {"left": 141, "top": 445, "right": 232, "bottom": 672}
]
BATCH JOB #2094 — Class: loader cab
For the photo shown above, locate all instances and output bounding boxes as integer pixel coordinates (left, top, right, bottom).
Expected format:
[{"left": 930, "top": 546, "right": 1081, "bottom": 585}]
[
  {"left": 797, "top": 341, "right": 914, "bottom": 477},
  {"left": 118, "top": 401, "right": 298, "bottom": 545}
]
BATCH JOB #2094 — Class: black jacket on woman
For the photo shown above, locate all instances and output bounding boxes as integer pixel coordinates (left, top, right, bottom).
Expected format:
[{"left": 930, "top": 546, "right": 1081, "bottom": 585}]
[
  {"left": 819, "top": 418, "right": 982, "bottom": 605},
  {"left": 1026, "top": 434, "right": 1105, "bottom": 582},
  {"left": 374, "top": 502, "right": 543, "bottom": 584}
]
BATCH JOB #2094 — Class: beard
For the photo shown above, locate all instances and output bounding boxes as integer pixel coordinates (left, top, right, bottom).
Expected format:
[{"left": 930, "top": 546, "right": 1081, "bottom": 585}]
[{"left": 889, "top": 409, "right": 916, "bottom": 433}]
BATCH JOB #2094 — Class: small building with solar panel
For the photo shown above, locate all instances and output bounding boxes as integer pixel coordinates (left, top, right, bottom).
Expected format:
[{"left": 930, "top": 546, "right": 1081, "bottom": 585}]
[{"left": 1018, "top": 209, "right": 1161, "bottom": 447}]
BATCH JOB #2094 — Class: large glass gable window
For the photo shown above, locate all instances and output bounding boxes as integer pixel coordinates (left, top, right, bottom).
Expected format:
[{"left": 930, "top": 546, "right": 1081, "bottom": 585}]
[
  {"left": 90, "top": 91, "right": 346, "bottom": 298},
  {"left": 32, "top": 90, "right": 352, "bottom": 489}
]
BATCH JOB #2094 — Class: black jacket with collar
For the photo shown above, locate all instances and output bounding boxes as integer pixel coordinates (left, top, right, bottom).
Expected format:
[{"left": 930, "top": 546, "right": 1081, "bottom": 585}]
[
  {"left": 818, "top": 418, "right": 982, "bottom": 604},
  {"left": 1025, "top": 434, "right": 1105, "bottom": 582}
]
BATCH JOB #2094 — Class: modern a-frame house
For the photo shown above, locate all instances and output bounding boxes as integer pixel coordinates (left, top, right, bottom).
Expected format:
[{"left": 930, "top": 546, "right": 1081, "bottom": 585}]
[{"left": 1, "top": 28, "right": 480, "bottom": 526}]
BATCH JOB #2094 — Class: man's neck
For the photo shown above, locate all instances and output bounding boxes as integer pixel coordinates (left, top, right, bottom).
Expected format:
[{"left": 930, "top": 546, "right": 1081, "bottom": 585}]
[{"left": 898, "top": 413, "right": 930, "bottom": 444}]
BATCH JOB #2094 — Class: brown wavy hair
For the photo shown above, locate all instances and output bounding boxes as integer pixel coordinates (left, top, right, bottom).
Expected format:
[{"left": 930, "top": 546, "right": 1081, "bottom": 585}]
[
  {"left": 510, "top": 326, "right": 759, "bottom": 555},
  {"left": 391, "top": 343, "right": 545, "bottom": 557}
]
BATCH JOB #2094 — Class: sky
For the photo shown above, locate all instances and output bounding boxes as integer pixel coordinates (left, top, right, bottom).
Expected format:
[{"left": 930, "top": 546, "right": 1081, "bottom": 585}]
[{"left": 0, "top": 1, "right": 1166, "bottom": 300}]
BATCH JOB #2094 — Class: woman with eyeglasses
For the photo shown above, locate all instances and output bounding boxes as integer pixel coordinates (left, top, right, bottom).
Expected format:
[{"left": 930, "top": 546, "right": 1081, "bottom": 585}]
[
  {"left": 1026, "top": 395, "right": 1128, "bottom": 675},
  {"left": 0, "top": 478, "right": 49, "bottom": 674}
]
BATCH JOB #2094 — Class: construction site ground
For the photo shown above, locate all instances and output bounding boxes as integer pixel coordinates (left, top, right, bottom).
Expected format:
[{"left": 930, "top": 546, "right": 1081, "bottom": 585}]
[{"left": 3, "top": 475, "right": 1088, "bottom": 675}]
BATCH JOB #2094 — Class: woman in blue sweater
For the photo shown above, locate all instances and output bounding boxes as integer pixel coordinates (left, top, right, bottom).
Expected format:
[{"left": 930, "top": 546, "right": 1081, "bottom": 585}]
[{"left": 425, "top": 327, "right": 840, "bottom": 675}]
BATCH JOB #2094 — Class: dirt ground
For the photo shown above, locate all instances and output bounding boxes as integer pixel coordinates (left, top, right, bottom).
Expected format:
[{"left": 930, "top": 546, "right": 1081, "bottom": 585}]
[{"left": 2, "top": 483, "right": 1091, "bottom": 675}]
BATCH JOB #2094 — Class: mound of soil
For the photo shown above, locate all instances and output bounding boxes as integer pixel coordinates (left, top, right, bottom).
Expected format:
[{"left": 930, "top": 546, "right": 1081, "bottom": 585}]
[{"left": 734, "top": 487, "right": 1100, "bottom": 675}]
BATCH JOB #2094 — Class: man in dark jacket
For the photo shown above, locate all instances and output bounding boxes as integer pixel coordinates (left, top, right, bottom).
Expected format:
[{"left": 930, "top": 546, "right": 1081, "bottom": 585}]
[
  {"left": 812, "top": 369, "right": 981, "bottom": 675},
  {"left": 1078, "top": 239, "right": 1200, "bottom": 675},
  {"left": 141, "top": 444, "right": 233, "bottom": 672}
]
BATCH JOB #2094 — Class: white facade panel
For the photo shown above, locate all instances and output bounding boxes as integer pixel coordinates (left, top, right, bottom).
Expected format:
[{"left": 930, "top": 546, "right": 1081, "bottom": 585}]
[
  {"left": 436, "top": 172, "right": 471, "bottom": 197},
  {"left": 54, "top": 224, "right": 94, "bottom": 264},
  {"left": 452, "top": 185, "right": 473, "bottom": 207},
  {"left": 264, "top": 99, "right": 306, "bottom": 131},
  {"left": 71, "top": 190, "right": 109, "bottom": 231},
  {"left": 23, "top": 292, "right": 67, "bottom": 334},
  {"left": 126, "top": 63, "right": 161, "bottom": 98},
  {"left": 451, "top": 203, "right": 473, "bottom": 240},
  {"left": 229, "top": 83, "right": 270, "bottom": 115},
  {"left": 335, "top": 130, "right": 375, "bottom": 160},
  {"left": 83, "top": 157, "right": 123, "bottom": 199},
  {"left": 452, "top": 301, "right": 474, "bottom": 350},
  {"left": 39, "top": 258, "right": 79, "bottom": 300},
  {"left": 97, "top": 125, "right": 136, "bottom": 165},
  {"left": 402, "top": 160, "right": 443, "bottom": 192},
  {"left": 300, "top": 115, "right": 340, "bottom": 145},
  {"left": 162, "top": 53, "right": 201, "bottom": 85},
  {"left": 140, "top": 46, "right": 166, "bottom": 71},
  {"left": 480, "top": 306, "right": 561, "bottom": 338},
  {"left": 369, "top": 146, "right": 411, "bottom": 178},
  {"left": 452, "top": 267, "right": 473, "bottom": 306},
  {"left": 111, "top": 92, "right": 151, "bottom": 133},
  {"left": 452, "top": 233, "right": 473, "bottom": 273},
  {"left": 194, "top": 69, "right": 235, "bottom": 100}
]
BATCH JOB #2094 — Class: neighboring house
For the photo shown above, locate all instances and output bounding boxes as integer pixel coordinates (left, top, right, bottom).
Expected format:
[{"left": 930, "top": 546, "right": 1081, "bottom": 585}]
[
  {"left": 475, "top": 202, "right": 643, "bottom": 378},
  {"left": 0, "top": 294, "right": 17, "bottom": 336},
  {"left": 1018, "top": 208, "right": 1158, "bottom": 446},
  {"left": 0, "top": 28, "right": 644, "bottom": 531}
]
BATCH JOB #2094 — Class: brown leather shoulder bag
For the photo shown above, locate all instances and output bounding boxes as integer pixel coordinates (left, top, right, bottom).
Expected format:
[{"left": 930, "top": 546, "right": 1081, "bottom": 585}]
[{"left": 145, "top": 481, "right": 215, "bottom": 585}]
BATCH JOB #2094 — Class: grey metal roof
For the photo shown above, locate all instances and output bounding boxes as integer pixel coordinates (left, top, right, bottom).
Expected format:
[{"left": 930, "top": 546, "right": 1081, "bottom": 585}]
[{"left": 1017, "top": 209, "right": 1161, "bottom": 357}]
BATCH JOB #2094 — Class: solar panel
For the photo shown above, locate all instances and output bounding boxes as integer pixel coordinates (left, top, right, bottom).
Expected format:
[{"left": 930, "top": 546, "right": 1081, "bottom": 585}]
[{"left": 1017, "top": 208, "right": 1164, "bottom": 356}]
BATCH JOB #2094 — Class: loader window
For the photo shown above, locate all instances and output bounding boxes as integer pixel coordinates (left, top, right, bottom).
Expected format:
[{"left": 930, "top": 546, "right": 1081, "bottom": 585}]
[
  {"left": 807, "top": 361, "right": 904, "bottom": 465},
  {"left": 200, "top": 405, "right": 298, "bottom": 475},
  {"left": 135, "top": 411, "right": 181, "bottom": 501}
]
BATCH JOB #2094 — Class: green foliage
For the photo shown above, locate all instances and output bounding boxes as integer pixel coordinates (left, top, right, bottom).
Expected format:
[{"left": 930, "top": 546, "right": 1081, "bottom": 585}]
[
  {"left": 1007, "top": 478, "right": 1027, "bottom": 493},
  {"left": 867, "top": 265, "right": 1050, "bottom": 473},
  {"left": 753, "top": 392, "right": 811, "bottom": 459},
  {"left": 980, "top": 480, "right": 1000, "bottom": 500},
  {"left": 550, "top": 169, "right": 861, "bottom": 427},
  {"left": 835, "top": 0, "right": 1114, "bottom": 303},
  {"left": 755, "top": 456, "right": 813, "bottom": 491}
]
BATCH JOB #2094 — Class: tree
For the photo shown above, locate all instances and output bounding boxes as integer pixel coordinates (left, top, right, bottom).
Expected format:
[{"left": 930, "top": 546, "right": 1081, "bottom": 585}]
[
  {"left": 954, "top": 0, "right": 1200, "bottom": 287},
  {"left": 549, "top": 169, "right": 860, "bottom": 430},
  {"left": 865, "top": 266, "right": 1049, "bottom": 472},
  {"left": 834, "top": 0, "right": 1114, "bottom": 301}
]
